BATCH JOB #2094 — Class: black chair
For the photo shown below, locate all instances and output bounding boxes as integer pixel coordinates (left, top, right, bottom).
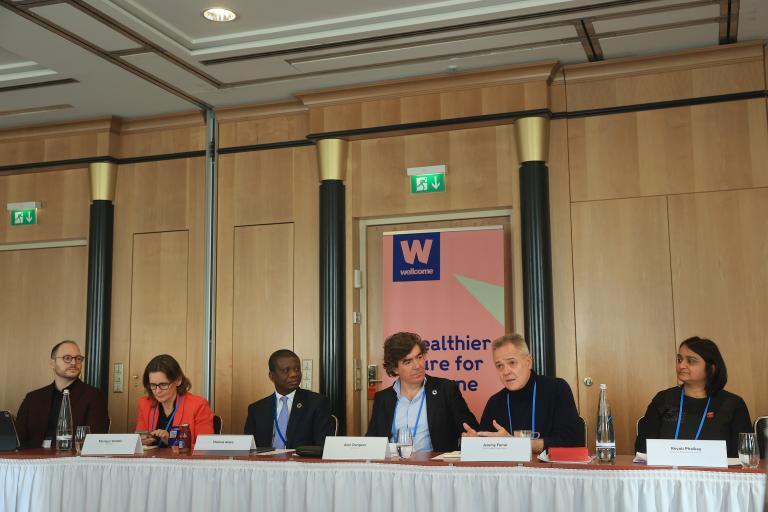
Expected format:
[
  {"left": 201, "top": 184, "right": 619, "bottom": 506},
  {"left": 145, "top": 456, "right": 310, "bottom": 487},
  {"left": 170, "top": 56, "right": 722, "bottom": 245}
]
[
  {"left": 755, "top": 416, "right": 767, "bottom": 459},
  {"left": 577, "top": 416, "right": 587, "bottom": 447},
  {"left": 213, "top": 415, "right": 223, "bottom": 435},
  {"left": 331, "top": 414, "right": 339, "bottom": 436}
]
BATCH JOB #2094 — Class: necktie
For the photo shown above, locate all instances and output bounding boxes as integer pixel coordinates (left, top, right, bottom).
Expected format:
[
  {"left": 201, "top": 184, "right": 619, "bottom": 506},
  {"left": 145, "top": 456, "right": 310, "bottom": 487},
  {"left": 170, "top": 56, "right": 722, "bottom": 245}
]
[{"left": 274, "top": 396, "right": 289, "bottom": 449}]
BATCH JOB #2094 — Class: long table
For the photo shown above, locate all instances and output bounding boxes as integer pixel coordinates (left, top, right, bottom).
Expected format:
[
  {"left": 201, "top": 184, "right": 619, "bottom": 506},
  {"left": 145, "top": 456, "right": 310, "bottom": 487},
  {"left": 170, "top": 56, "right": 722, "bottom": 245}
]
[{"left": 1, "top": 450, "right": 765, "bottom": 512}]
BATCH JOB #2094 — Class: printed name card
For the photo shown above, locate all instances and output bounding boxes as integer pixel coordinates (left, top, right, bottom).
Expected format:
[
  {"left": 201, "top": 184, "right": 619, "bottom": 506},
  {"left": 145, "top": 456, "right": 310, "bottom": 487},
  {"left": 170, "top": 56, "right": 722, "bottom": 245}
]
[
  {"left": 322, "top": 436, "right": 389, "bottom": 460},
  {"left": 646, "top": 439, "right": 727, "bottom": 468},
  {"left": 194, "top": 435, "right": 256, "bottom": 455},
  {"left": 81, "top": 434, "right": 143, "bottom": 456},
  {"left": 461, "top": 437, "right": 531, "bottom": 462}
]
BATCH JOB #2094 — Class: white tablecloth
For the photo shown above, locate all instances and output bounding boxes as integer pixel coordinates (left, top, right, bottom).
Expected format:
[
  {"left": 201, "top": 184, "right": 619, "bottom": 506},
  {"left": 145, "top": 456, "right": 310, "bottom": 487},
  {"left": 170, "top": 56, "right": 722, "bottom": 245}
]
[{"left": 1, "top": 457, "right": 765, "bottom": 512}]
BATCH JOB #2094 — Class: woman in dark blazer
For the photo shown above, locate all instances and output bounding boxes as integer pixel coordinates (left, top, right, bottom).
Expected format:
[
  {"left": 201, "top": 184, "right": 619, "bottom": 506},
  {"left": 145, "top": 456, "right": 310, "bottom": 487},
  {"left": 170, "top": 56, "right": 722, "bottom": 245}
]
[
  {"left": 366, "top": 332, "right": 478, "bottom": 452},
  {"left": 635, "top": 336, "right": 752, "bottom": 457}
]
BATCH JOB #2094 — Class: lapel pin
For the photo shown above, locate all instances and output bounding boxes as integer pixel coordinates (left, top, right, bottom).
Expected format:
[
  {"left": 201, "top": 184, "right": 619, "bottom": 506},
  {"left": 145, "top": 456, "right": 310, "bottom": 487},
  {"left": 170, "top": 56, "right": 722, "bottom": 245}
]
[
  {"left": 296, "top": 402, "right": 303, "bottom": 409},
  {"left": 432, "top": 390, "right": 437, "bottom": 395}
]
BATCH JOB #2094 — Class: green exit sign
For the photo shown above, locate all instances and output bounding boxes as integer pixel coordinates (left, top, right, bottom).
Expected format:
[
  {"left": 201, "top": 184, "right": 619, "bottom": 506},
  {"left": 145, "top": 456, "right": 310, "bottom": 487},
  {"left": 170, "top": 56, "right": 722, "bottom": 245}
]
[
  {"left": 10, "top": 209, "right": 37, "bottom": 226},
  {"left": 410, "top": 173, "right": 445, "bottom": 194}
]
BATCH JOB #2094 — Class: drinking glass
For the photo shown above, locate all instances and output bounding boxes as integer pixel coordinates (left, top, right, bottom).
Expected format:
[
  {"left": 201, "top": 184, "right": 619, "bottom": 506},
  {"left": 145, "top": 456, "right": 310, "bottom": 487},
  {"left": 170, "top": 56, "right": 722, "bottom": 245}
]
[
  {"left": 396, "top": 427, "right": 414, "bottom": 459},
  {"left": 738, "top": 432, "right": 759, "bottom": 468},
  {"left": 513, "top": 430, "right": 541, "bottom": 439},
  {"left": 75, "top": 426, "right": 90, "bottom": 455}
]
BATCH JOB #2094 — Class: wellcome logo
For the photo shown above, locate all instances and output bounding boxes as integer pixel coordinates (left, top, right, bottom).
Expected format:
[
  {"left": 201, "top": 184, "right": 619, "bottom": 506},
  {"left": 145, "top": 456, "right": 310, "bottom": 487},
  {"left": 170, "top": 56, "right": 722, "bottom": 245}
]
[{"left": 393, "top": 233, "right": 440, "bottom": 282}]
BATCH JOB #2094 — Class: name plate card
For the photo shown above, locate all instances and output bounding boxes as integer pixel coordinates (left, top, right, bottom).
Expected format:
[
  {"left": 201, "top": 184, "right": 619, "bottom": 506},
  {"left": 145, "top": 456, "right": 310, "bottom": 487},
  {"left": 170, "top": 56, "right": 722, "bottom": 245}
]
[
  {"left": 81, "top": 434, "right": 142, "bottom": 456},
  {"left": 194, "top": 435, "right": 256, "bottom": 455},
  {"left": 322, "top": 436, "right": 389, "bottom": 460},
  {"left": 646, "top": 439, "right": 727, "bottom": 468},
  {"left": 461, "top": 437, "right": 532, "bottom": 462}
]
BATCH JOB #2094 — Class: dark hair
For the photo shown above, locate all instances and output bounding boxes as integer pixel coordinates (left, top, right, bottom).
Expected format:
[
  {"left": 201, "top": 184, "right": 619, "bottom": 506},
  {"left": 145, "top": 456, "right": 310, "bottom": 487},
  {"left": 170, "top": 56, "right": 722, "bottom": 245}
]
[
  {"left": 268, "top": 349, "right": 299, "bottom": 372},
  {"left": 142, "top": 354, "right": 191, "bottom": 400},
  {"left": 382, "top": 332, "right": 428, "bottom": 377},
  {"left": 679, "top": 336, "right": 728, "bottom": 395},
  {"left": 50, "top": 340, "right": 79, "bottom": 358}
]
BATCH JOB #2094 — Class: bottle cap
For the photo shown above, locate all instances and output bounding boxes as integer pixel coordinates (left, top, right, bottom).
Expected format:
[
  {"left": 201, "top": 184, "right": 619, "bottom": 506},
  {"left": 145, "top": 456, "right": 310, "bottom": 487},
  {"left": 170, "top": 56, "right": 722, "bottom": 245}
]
[{"left": 599, "top": 384, "right": 607, "bottom": 390}]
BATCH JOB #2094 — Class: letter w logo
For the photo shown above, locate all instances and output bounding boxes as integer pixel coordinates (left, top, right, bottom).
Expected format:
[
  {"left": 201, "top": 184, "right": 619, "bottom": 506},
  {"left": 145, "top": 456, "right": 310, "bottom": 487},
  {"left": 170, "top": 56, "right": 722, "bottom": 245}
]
[{"left": 400, "top": 239, "right": 432, "bottom": 264}]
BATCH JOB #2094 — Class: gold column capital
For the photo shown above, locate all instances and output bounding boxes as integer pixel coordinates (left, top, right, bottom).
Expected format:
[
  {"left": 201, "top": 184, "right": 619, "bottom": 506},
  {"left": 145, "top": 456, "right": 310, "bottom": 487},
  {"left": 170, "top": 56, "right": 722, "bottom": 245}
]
[
  {"left": 89, "top": 161, "right": 117, "bottom": 202},
  {"left": 514, "top": 116, "right": 550, "bottom": 164},
  {"left": 316, "top": 138, "right": 349, "bottom": 181}
]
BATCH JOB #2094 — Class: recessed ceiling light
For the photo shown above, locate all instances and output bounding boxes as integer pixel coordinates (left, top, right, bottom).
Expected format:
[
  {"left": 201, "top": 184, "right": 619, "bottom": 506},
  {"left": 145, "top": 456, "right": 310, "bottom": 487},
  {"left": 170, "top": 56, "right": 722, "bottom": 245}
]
[{"left": 202, "top": 7, "right": 237, "bottom": 22}]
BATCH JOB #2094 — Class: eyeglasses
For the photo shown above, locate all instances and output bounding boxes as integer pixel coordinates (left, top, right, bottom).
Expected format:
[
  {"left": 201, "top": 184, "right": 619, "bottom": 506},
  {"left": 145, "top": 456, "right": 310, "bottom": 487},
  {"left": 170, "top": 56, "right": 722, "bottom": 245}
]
[
  {"left": 55, "top": 355, "right": 85, "bottom": 364},
  {"left": 149, "top": 382, "right": 172, "bottom": 391}
]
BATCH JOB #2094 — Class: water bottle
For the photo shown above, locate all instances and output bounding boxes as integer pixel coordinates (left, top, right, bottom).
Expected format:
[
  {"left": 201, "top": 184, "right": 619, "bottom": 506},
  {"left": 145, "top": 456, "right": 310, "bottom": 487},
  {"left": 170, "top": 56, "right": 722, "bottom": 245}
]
[
  {"left": 56, "top": 389, "right": 73, "bottom": 451},
  {"left": 595, "top": 384, "right": 615, "bottom": 462}
]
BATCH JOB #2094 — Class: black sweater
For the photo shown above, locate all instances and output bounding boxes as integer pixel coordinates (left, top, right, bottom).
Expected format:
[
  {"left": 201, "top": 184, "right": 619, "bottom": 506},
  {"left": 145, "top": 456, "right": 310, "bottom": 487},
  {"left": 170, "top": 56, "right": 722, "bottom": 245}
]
[
  {"left": 634, "top": 386, "right": 752, "bottom": 457},
  {"left": 480, "top": 371, "right": 584, "bottom": 450}
]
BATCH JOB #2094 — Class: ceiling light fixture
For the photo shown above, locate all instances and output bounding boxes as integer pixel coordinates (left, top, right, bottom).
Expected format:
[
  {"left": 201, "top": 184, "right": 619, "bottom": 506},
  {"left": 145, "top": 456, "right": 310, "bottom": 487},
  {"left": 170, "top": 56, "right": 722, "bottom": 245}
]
[{"left": 202, "top": 7, "right": 237, "bottom": 22}]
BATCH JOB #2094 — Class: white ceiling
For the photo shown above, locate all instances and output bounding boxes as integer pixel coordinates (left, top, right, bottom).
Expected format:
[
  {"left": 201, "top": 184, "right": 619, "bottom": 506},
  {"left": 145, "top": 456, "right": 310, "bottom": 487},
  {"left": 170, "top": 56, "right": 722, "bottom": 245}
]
[{"left": 0, "top": 0, "right": 765, "bottom": 129}]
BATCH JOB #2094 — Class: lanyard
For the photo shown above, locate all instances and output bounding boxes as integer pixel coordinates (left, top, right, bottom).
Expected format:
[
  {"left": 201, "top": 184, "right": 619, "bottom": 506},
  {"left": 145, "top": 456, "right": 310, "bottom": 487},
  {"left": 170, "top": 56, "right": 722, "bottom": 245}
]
[
  {"left": 150, "top": 394, "right": 183, "bottom": 432},
  {"left": 391, "top": 386, "right": 427, "bottom": 442},
  {"left": 506, "top": 380, "right": 537, "bottom": 434},
  {"left": 674, "top": 385, "right": 711, "bottom": 441},
  {"left": 273, "top": 396, "right": 289, "bottom": 446}
]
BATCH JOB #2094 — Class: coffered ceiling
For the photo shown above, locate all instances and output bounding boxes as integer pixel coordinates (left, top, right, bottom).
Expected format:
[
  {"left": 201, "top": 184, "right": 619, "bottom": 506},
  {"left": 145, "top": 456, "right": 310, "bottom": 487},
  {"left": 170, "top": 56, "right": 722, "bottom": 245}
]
[{"left": 0, "top": 0, "right": 764, "bottom": 128}]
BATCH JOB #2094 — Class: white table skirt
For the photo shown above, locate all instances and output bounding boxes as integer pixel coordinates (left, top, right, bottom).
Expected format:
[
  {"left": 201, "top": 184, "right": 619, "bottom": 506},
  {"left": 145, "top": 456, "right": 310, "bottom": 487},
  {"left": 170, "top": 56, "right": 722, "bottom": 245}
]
[{"left": 1, "top": 457, "right": 765, "bottom": 512}]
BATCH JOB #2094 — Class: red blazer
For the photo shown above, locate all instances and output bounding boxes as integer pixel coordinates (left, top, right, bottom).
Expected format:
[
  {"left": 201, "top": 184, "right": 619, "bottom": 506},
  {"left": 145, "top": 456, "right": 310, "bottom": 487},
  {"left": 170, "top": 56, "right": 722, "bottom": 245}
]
[{"left": 135, "top": 392, "right": 214, "bottom": 447}]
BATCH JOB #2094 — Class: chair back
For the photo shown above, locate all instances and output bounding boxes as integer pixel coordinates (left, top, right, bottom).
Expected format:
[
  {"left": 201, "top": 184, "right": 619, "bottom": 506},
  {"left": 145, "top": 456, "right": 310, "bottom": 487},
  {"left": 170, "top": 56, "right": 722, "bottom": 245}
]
[
  {"left": 213, "top": 415, "right": 223, "bottom": 435},
  {"left": 577, "top": 416, "right": 587, "bottom": 447},
  {"left": 331, "top": 414, "right": 339, "bottom": 436},
  {"left": 636, "top": 415, "right": 645, "bottom": 436},
  {"left": 755, "top": 416, "right": 767, "bottom": 459}
]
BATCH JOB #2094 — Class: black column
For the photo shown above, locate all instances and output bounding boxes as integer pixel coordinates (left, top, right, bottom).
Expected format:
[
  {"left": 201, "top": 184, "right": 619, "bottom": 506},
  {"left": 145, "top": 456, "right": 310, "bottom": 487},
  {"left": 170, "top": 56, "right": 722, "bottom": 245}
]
[
  {"left": 519, "top": 161, "right": 556, "bottom": 376},
  {"left": 319, "top": 179, "right": 345, "bottom": 433},
  {"left": 84, "top": 200, "right": 114, "bottom": 396}
]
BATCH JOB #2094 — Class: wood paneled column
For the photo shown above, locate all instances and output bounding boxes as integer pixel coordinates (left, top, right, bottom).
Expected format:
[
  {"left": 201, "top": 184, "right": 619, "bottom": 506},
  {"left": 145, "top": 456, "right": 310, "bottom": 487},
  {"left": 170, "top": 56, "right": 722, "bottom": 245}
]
[
  {"left": 84, "top": 162, "right": 116, "bottom": 396},
  {"left": 317, "top": 138, "right": 348, "bottom": 432},
  {"left": 514, "top": 116, "right": 556, "bottom": 376}
]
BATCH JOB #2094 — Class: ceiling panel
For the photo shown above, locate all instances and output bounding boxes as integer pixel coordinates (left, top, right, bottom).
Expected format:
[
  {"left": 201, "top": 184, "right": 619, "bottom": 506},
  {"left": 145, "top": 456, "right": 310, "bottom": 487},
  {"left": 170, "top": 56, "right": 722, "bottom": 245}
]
[
  {"left": 738, "top": 0, "right": 768, "bottom": 41},
  {"left": 31, "top": 3, "right": 143, "bottom": 52},
  {"left": 288, "top": 25, "right": 579, "bottom": 73},
  {"left": 599, "top": 23, "right": 719, "bottom": 60},
  {"left": 593, "top": 3, "right": 721, "bottom": 33},
  {"left": 120, "top": 52, "right": 218, "bottom": 93}
]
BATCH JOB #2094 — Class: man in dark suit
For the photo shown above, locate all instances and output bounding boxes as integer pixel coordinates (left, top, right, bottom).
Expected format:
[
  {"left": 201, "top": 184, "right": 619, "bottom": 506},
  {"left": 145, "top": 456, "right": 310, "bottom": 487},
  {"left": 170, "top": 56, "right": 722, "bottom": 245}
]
[
  {"left": 366, "top": 332, "right": 479, "bottom": 451},
  {"left": 15, "top": 340, "right": 109, "bottom": 448},
  {"left": 243, "top": 349, "right": 335, "bottom": 448}
]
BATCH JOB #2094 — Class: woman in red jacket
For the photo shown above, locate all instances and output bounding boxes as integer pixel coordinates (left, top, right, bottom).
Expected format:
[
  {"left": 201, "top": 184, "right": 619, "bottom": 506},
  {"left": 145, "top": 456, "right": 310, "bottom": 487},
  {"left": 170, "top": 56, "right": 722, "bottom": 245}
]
[{"left": 135, "top": 354, "right": 214, "bottom": 447}]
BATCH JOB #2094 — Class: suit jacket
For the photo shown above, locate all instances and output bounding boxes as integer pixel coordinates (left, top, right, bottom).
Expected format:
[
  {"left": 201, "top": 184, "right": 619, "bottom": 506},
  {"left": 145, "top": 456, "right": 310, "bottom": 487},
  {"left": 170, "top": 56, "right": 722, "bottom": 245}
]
[
  {"left": 15, "top": 378, "right": 109, "bottom": 449},
  {"left": 243, "top": 388, "right": 335, "bottom": 448},
  {"left": 135, "top": 392, "right": 214, "bottom": 447},
  {"left": 366, "top": 375, "right": 479, "bottom": 452}
]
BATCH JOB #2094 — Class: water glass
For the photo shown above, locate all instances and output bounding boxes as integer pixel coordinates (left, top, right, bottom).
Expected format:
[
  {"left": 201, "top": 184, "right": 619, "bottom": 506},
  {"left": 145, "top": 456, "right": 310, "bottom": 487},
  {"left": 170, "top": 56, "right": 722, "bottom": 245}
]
[
  {"left": 396, "top": 427, "right": 414, "bottom": 459},
  {"left": 738, "top": 432, "right": 759, "bottom": 468},
  {"left": 513, "top": 430, "right": 541, "bottom": 439},
  {"left": 75, "top": 426, "right": 90, "bottom": 455}
]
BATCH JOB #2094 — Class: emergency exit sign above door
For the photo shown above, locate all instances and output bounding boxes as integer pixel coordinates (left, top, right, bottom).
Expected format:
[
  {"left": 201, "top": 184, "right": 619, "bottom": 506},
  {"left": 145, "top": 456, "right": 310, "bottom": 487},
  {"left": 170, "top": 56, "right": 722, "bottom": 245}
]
[{"left": 407, "top": 164, "right": 447, "bottom": 194}]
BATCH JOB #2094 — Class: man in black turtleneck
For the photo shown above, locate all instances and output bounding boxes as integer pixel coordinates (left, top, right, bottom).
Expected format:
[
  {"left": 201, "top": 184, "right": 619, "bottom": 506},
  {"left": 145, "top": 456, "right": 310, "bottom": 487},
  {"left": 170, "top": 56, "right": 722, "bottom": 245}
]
[{"left": 463, "top": 334, "right": 583, "bottom": 452}]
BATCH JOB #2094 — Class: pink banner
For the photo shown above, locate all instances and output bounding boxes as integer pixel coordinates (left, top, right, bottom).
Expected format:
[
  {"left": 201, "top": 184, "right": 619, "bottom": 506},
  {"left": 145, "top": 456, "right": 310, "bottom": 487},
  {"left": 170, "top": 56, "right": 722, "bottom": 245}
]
[{"left": 382, "top": 227, "right": 506, "bottom": 419}]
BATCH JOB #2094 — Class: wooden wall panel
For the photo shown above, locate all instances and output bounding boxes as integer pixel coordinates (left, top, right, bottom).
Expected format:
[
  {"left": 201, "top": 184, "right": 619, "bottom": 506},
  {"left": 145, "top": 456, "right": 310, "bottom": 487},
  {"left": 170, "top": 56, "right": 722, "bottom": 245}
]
[
  {"left": 565, "top": 42, "right": 765, "bottom": 111},
  {"left": 0, "top": 246, "right": 87, "bottom": 415},
  {"left": 216, "top": 145, "right": 319, "bottom": 434},
  {"left": 110, "top": 158, "right": 205, "bottom": 433},
  {"left": 668, "top": 188, "right": 768, "bottom": 420},
  {"left": 548, "top": 120, "right": 578, "bottom": 400},
  {"left": 117, "top": 114, "right": 206, "bottom": 158},
  {"left": 0, "top": 119, "right": 114, "bottom": 167},
  {"left": 572, "top": 196, "right": 677, "bottom": 454},
  {"left": 218, "top": 107, "right": 309, "bottom": 147},
  {"left": 229, "top": 224, "right": 294, "bottom": 435},
  {"left": 0, "top": 168, "right": 89, "bottom": 244},
  {"left": 568, "top": 99, "right": 768, "bottom": 202},
  {"left": 126, "top": 231, "right": 190, "bottom": 430},
  {"left": 347, "top": 125, "right": 517, "bottom": 218}
]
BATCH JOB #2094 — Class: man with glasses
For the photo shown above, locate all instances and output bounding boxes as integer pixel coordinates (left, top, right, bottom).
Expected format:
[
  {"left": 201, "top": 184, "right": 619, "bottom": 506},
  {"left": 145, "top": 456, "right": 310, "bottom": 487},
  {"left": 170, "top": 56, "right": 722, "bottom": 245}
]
[{"left": 15, "top": 340, "right": 109, "bottom": 448}]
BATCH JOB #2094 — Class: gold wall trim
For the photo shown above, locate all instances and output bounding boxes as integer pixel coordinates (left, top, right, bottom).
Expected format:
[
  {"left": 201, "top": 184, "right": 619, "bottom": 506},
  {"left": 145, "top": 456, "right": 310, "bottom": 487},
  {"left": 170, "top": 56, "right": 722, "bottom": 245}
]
[
  {"left": 514, "top": 116, "right": 550, "bottom": 163},
  {"left": 317, "top": 139, "right": 349, "bottom": 181},
  {"left": 89, "top": 161, "right": 117, "bottom": 202}
]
